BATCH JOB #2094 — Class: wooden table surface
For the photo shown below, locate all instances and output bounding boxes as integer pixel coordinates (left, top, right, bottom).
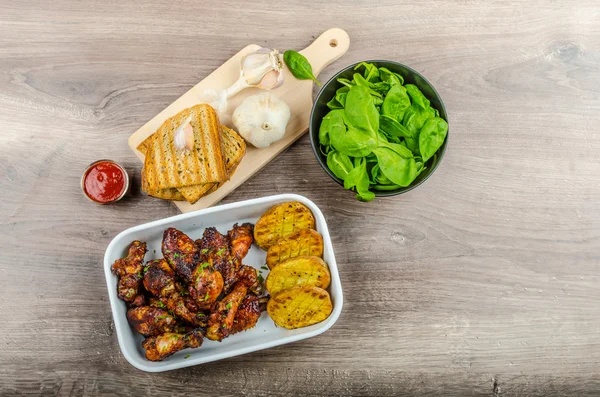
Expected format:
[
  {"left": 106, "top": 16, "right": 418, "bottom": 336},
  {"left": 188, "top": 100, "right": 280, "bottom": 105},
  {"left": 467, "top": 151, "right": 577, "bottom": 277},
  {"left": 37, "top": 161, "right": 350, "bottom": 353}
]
[{"left": 2, "top": 1, "right": 600, "bottom": 396}]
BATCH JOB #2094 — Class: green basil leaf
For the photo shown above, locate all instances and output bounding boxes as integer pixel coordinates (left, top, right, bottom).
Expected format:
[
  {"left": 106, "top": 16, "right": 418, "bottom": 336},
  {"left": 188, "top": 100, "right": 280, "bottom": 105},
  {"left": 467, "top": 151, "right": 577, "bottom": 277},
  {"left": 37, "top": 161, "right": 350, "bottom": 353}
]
[
  {"left": 405, "top": 84, "right": 430, "bottom": 109},
  {"left": 283, "top": 50, "right": 322, "bottom": 86},
  {"left": 382, "top": 84, "right": 411, "bottom": 123},
  {"left": 326, "top": 150, "right": 354, "bottom": 180},
  {"left": 372, "top": 147, "right": 419, "bottom": 187},
  {"left": 419, "top": 117, "right": 448, "bottom": 162}
]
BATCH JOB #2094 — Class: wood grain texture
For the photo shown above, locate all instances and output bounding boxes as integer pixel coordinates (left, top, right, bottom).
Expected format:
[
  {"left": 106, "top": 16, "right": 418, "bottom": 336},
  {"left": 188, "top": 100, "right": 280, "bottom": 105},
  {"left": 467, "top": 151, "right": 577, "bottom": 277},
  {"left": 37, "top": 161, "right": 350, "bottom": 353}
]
[{"left": 1, "top": 0, "right": 600, "bottom": 396}]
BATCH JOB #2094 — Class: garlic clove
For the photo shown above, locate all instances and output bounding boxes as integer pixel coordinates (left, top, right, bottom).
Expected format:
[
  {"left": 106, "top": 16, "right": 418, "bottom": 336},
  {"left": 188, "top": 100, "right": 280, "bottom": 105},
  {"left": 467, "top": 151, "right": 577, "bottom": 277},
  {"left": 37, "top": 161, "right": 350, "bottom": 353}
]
[
  {"left": 258, "top": 70, "right": 283, "bottom": 90},
  {"left": 174, "top": 116, "right": 194, "bottom": 151},
  {"left": 239, "top": 48, "right": 284, "bottom": 88}
]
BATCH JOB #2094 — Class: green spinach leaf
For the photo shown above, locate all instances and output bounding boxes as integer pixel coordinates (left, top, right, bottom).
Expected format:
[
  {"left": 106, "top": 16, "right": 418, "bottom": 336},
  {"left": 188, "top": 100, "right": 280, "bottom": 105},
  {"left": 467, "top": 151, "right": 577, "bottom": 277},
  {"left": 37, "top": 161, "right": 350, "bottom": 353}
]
[
  {"left": 379, "top": 115, "right": 415, "bottom": 139},
  {"left": 319, "top": 109, "right": 346, "bottom": 146},
  {"left": 405, "top": 84, "right": 430, "bottom": 109},
  {"left": 372, "top": 147, "right": 419, "bottom": 187},
  {"left": 283, "top": 50, "right": 322, "bottom": 86},
  {"left": 345, "top": 85, "right": 380, "bottom": 136},
  {"left": 355, "top": 62, "right": 380, "bottom": 82},
  {"left": 343, "top": 158, "right": 375, "bottom": 201},
  {"left": 379, "top": 67, "right": 404, "bottom": 86},
  {"left": 381, "top": 84, "right": 411, "bottom": 123},
  {"left": 418, "top": 117, "right": 448, "bottom": 162},
  {"left": 326, "top": 150, "right": 354, "bottom": 180}
]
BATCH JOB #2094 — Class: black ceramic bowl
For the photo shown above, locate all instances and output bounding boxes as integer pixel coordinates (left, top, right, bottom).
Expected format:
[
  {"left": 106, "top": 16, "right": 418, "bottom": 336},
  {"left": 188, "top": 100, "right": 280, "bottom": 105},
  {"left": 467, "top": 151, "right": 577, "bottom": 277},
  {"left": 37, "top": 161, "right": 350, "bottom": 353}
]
[{"left": 309, "top": 60, "right": 448, "bottom": 197}]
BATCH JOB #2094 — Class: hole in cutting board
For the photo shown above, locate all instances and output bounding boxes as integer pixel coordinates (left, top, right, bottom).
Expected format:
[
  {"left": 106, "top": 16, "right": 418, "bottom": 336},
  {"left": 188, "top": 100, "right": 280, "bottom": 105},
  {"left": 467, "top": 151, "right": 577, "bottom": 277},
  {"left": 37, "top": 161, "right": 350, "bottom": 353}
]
[{"left": 329, "top": 39, "right": 338, "bottom": 48}]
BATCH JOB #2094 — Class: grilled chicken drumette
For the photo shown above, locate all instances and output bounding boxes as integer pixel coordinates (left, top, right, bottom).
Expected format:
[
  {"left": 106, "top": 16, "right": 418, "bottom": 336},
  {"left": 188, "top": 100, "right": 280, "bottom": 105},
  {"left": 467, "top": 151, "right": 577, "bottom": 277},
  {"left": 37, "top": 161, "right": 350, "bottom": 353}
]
[
  {"left": 231, "top": 294, "right": 261, "bottom": 335},
  {"left": 143, "top": 259, "right": 202, "bottom": 326},
  {"left": 163, "top": 228, "right": 224, "bottom": 309},
  {"left": 197, "top": 223, "right": 254, "bottom": 294},
  {"left": 111, "top": 241, "right": 147, "bottom": 305},
  {"left": 142, "top": 329, "right": 204, "bottom": 361},
  {"left": 206, "top": 264, "right": 258, "bottom": 341}
]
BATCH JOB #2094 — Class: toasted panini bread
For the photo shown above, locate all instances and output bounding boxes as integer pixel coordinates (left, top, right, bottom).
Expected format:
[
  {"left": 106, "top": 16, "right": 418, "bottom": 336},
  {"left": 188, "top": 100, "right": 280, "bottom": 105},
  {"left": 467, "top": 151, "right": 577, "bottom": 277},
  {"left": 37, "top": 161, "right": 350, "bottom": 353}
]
[
  {"left": 177, "top": 125, "right": 246, "bottom": 204},
  {"left": 140, "top": 104, "right": 227, "bottom": 191}
]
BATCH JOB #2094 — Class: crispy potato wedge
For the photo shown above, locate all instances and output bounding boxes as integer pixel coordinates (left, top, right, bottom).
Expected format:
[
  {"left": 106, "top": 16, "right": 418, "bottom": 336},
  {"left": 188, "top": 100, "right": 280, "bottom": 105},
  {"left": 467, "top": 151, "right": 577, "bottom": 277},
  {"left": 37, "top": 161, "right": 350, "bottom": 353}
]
[
  {"left": 266, "top": 229, "right": 323, "bottom": 269},
  {"left": 254, "top": 202, "right": 316, "bottom": 250},
  {"left": 267, "top": 286, "right": 333, "bottom": 329},
  {"left": 266, "top": 256, "right": 330, "bottom": 296}
]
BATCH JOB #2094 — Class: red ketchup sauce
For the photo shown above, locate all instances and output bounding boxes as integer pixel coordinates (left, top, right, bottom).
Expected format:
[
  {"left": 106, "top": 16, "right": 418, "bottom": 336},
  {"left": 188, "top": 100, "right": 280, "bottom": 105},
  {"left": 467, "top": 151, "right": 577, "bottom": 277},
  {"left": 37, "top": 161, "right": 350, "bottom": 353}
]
[{"left": 83, "top": 161, "right": 127, "bottom": 203}]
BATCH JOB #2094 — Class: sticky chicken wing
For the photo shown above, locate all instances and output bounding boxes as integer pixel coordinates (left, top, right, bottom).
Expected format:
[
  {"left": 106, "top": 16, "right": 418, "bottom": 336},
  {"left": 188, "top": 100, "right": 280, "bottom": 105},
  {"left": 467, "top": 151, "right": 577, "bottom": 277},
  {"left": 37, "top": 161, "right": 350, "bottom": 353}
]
[
  {"left": 231, "top": 294, "right": 260, "bottom": 335},
  {"left": 228, "top": 223, "right": 254, "bottom": 261},
  {"left": 143, "top": 259, "right": 201, "bottom": 326},
  {"left": 126, "top": 306, "right": 177, "bottom": 336},
  {"left": 111, "top": 241, "right": 147, "bottom": 304},
  {"left": 206, "top": 264, "right": 259, "bottom": 341},
  {"left": 162, "top": 228, "right": 199, "bottom": 282},
  {"left": 142, "top": 329, "right": 204, "bottom": 361},
  {"left": 197, "top": 223, "right": 254, "bottom": 294}
]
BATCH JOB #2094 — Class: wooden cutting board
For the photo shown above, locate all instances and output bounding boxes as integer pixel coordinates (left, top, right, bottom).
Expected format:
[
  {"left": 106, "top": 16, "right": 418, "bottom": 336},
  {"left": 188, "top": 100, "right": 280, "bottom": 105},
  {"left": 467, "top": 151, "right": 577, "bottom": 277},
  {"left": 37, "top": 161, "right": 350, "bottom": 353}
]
[{"left": 128, "top": 28, "right": 350, "bottom": 212}]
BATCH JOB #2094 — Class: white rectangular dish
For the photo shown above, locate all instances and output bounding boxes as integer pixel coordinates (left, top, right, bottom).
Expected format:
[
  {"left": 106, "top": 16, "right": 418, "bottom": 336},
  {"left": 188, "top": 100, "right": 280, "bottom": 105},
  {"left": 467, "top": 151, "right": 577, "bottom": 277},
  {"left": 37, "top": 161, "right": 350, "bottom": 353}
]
[{"left": 104, "top": 193, "right": 343, "bottom": 372}]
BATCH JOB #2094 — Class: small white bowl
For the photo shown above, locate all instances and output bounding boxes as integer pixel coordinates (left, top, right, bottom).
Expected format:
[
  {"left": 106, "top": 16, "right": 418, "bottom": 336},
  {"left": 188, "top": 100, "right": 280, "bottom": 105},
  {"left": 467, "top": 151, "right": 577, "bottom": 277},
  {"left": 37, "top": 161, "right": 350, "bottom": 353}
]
[{"left": 104, "top": 193, "right": 343, "bottom": 372}]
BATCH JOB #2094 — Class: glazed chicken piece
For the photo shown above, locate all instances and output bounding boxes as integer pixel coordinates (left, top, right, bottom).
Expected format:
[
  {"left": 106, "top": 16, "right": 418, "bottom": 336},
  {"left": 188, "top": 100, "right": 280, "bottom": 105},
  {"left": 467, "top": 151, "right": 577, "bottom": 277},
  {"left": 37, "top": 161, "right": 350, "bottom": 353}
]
[
  {"left": 197, "top": 223, "right": 254, "bottom": 294},
  {"left": 143, "top": 259, "right": 202, "bottom": 326},
  {"left": 142, "top": 329, "right": 204, "bottom": 361},
  {"left": 163, "top": 228, "right": 224, "bottom": 308},
  {"left": 162, "top": 228, "right": 200, "bottom": 282},
  {"left": 206, "top": 264, "right": 259, "bottom": 341},
  {"left": 111, "top": 241, "right": 147, "bottom": 304},
  {"left": 231, "top": 294, "right": 260, "bottom": 335},
  {"left": 228, "top": 223, "right": 254, "bottom": 261},
  {"left": 127, "top": 306, "right": 177, "bottom": 336}
]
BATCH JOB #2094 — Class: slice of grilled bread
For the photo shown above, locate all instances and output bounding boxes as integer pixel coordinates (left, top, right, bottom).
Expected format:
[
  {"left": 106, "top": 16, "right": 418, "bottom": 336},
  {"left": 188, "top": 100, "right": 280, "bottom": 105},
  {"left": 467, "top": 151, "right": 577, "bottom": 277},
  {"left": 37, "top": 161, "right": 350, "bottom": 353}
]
[
  {"left": 177, "top": 125, "right": 246, "bottom": 204},
  {"left": 140, "top": 104, "right": 227, "bottom": 191}
]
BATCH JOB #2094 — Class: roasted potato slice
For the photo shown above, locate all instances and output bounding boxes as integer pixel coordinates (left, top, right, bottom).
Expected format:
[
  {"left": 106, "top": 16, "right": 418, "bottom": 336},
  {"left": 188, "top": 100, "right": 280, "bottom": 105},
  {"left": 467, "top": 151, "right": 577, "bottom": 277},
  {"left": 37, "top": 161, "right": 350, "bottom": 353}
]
[
  {"left": 266, "top": 256, "right": 330, "bottom": 296},
  {"left": 254, "top": 202, "right": 316, "bottom": 250},
  {"left": 267, "top": 286, "right": 333, "bottom": 329},
  {"left": 266, "top": 229, "right": 323, "bottom": 269}
]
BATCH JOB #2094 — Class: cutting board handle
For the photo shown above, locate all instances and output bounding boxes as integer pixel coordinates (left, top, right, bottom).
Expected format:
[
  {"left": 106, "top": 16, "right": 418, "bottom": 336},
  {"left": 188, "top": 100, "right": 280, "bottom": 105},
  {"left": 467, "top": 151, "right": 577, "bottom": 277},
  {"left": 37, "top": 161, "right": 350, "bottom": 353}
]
[{"left": 299, "top": 28, "right": 350, "bottom": 78}]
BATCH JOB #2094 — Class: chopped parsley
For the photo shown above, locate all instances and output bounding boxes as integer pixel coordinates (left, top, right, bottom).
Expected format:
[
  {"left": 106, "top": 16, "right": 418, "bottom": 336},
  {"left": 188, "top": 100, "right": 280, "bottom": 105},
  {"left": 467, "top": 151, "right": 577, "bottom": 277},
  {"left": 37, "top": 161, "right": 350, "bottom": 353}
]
[
  {"left": 216, "top": 248, "right": 226, "bottom": 256},
  {"left": 184, "top": 354, "right": 191, "bottom": 359},
  {"left": 221, "top": 323, "right": 227, "bottom": 328},
  {"left": 204, "top": 292, "right": 210, "bottom": 301},
  {"left": 179, "top": 289, "right": 189, "bottom": 296},
  {"left": 201, "top": 248, "right": 208, "bottom": 254},
  {"left": 261, "top": 266, "right": 268, "bottom": 270},
  {"left": 173, "top": 253, "right": 180, "bottom": 259},
  {"left": 226, "top": 302, "right": 232, "bottom": 309},
  {"left": 196, "top": 313, "right": 206, "bottom": 318},
  {"left": 200, "top": 262, "right": 210, "bottom": 270},
  {"left": 257, "top": 274, "right": 264, "bottom": 283},
  {"left": 156, "top": 301, "right": 166, "bottom": 308},
  {"left": 143, "top": 265, "right": 150, "bottom": 273}
]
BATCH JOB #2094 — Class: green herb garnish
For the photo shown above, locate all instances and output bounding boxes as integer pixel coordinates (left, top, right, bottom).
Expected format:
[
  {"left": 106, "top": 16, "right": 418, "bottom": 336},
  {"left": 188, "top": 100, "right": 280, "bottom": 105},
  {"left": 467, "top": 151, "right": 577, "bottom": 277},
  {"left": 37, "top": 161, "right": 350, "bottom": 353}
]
[
  {"left": 184, "top": 354, "right": 191, "bottom": 359},
  {"left": 201, "top": 248, "right": 208, "bottom": 254},
  {"left": 204, "top": 292, "right": 209, "bottom": 301},
  {"left": 257, "top": 274, "right": 264, "bottom": 283},
  {"left": 283, "top": 50, "right": 321, "bottom": 86},
  {"left": 216, "top": 248, "right": 226, "bottom": 256},
  {"left": 156, "top": 301, "right": 166, "bottom": 308},
  {"left": 200, "top": 262, "right": 210, "bottom": 270},
  {"left": 261, "top": 266, "right": 268, "bottom": 270},
  {"left": 226, "top": 302, "right": 232, "bottom": 309}
]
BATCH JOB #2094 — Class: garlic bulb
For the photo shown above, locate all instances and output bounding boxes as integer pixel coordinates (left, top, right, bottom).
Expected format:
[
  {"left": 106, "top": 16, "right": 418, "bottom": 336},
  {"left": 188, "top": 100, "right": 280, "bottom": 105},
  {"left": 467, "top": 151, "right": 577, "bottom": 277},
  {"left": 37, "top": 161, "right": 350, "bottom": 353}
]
[
  {"left": 232, "top": 92, "right": 291, "bottom": 149},
  {"left": 173, "top": 115, "right": 194, "bottom": 151},
  {"left": 226, "top": 48, "right": 284, "bottom": 98}
]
